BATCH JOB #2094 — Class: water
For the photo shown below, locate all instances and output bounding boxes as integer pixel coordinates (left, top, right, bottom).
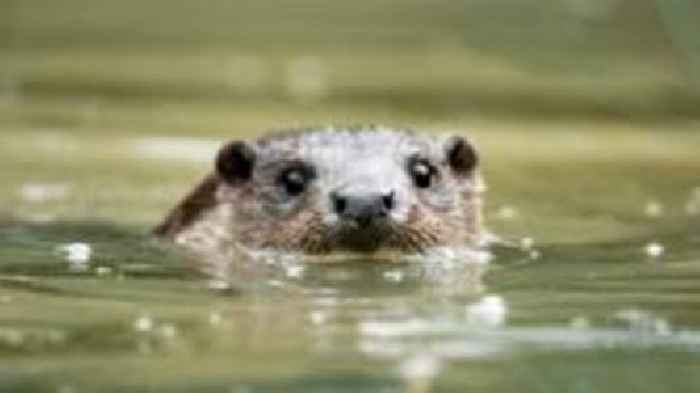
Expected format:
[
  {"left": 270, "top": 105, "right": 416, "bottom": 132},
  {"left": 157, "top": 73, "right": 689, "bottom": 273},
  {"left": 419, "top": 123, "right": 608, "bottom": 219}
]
[
  {"left": 1, "top": 173, "right": 699, "bottom": 392},
  {"left": 1, "top": 110, "right": 699, "bottom": 393},
  {"left": 2, "top": 0, "right": 700, "bottom": 388}
]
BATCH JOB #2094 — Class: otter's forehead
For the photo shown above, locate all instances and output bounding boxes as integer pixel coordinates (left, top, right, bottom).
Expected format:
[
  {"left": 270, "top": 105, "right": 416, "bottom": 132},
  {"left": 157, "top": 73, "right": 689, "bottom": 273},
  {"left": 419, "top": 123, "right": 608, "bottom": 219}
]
[{"left": 255, "top": 127, "right": 437, "bottom": 162}]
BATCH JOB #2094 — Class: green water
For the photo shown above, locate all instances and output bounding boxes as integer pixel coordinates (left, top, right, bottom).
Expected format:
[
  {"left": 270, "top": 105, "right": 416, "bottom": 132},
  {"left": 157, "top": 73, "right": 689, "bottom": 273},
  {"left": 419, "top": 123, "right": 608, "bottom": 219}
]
[
  {"left": 1, "top": 121, "right": 699, "bottom": 393},
  {"left": 2, "top": 0, "right": 700, "bottom": 391}
]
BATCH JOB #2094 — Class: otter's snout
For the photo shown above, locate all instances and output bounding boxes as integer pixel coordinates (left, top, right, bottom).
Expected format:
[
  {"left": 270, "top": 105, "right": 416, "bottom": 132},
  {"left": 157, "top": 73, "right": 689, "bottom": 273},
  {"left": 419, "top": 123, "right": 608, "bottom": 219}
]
[{"left": 332, "top": 190, "right": 395, "bottom": 227}]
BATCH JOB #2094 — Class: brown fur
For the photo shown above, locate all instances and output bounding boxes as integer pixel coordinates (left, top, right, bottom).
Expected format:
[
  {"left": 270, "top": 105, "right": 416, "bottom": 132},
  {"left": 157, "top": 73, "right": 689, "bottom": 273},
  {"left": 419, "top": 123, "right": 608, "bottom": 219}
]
[
  {"left": 155, "top": 127, "right": 484, "bottom": 256},
  {"left": 153, "top": 174, "right": 220, "bottom": 237}
]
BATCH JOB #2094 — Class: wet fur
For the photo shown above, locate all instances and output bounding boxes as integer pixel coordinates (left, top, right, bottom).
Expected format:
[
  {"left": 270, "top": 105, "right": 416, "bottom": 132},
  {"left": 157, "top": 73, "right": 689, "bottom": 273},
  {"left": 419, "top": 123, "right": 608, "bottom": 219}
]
[{"left": 156, "top": 126, "right": 484, "bottom": 255}]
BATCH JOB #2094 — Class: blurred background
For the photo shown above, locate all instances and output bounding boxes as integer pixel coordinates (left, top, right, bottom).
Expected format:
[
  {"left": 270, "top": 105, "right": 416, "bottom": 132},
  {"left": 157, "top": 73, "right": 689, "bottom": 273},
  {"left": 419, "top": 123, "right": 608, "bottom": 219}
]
[{"left": 2, "top": 0, "right": 700, "bottom": 124}]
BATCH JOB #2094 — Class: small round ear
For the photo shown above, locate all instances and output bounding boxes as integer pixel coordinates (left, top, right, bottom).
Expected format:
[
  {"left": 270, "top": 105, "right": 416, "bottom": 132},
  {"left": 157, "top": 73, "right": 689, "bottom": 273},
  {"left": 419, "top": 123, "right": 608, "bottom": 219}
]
[
  {"left": 445, "top": 136, "right": 478, "bottom": 174},
  {"left": 216, "top": 141, "right": 256, "bottom": 184}
]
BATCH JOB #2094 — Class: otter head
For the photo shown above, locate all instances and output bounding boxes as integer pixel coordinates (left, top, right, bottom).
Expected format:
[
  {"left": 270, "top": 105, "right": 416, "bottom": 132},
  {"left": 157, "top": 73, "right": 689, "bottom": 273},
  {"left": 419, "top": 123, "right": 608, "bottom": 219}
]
[{"left": 214, "top": 128, "right": 483, "bottom": 254}]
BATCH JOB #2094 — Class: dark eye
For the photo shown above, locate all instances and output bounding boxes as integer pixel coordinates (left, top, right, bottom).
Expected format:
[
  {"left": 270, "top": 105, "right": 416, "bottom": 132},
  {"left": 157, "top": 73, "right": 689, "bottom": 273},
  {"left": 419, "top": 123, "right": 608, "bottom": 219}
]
[
  {"left": 280, "top": 167, "right": 313, "bottom": 196},
  {"left": 409, "top": 159, "right": 436, "bottom": 188}
]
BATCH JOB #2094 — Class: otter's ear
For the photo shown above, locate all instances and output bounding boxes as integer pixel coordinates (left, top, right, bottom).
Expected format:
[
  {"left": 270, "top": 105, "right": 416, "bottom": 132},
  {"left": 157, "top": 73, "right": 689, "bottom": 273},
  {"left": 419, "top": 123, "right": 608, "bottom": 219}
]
[
  {"left": 444, "top": 136, "right": 478, "bottom": 174},
  {"left": 216, "top": 141, "right": 256, "bottom": 184}
]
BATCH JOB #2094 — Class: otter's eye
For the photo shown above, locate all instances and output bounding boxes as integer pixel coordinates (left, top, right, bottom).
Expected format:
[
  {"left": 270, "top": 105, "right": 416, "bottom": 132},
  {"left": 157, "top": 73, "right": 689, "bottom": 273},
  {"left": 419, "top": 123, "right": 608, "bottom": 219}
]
[
  {"left": 410, "top": 160, "right": 436, "bottom": 189},
  {"left": 280, "top": 167, "right": 312, "bottom": 196}
]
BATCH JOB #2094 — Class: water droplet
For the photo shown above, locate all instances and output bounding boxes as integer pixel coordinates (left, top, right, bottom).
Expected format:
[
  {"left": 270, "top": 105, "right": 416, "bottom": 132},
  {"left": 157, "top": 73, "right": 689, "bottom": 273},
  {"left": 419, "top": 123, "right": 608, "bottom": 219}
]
[
  {"left": 285, "top": 264, "right": 305, "bottom": 279},
  {"left": 309, "top": 311, "right": 326, "bottom": 326},
  {"left": 528, "top": 250, "right": 541, "bottom": 260},
  {"left": 644, "top": 242, "right": 664, "bottom": 258},
  {"left": 644, "top": 201, "right": 664, "bottom": 218},
  {"left": 134, "top": 316, "right": 154, "bottom": 332},
  {"left": 95, "top": 266, "right": 112, "bottom": 276},
  {"left": 383, "top": 269, "right": 405, "bottom": 283},
  {"left": 520, "top": 237, "right": 534, "bottom": 250},
  {"left": 57, "top": 243, "right": 92, "bottom": 272},
  {"left": 59, "top": 243, "right": 92, "bottom": 263},
  {"left": 466, "top": 295, "right": 508, "bottom": 327}
]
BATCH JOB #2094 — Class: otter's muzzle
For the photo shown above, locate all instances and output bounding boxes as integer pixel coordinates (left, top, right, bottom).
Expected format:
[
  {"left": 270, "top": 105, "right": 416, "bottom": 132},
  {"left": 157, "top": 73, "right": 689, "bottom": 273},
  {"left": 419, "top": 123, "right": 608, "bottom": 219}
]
[{"left": 332, "top": 191, "right": 395, "bottom": 228}]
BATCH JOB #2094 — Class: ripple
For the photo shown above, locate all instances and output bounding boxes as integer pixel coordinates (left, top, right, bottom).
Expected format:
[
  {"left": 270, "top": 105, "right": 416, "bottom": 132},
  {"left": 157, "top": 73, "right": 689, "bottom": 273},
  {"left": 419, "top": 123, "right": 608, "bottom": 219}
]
[{"left": 358, "top": 305, "right": 700, "bottom": 361}]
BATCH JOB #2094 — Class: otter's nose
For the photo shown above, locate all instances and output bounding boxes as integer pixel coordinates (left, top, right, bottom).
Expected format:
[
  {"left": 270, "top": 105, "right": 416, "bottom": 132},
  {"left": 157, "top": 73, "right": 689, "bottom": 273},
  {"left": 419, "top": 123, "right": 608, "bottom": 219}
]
[{"left": 332, "top": 191, "right": 395, "bottom": 227}]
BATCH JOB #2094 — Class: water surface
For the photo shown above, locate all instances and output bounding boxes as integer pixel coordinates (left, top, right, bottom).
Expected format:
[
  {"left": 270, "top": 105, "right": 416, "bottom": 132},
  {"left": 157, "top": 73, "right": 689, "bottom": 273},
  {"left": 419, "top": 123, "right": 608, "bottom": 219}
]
[{"left": 1, "top": 123, "right": 699, "bottom": 393}]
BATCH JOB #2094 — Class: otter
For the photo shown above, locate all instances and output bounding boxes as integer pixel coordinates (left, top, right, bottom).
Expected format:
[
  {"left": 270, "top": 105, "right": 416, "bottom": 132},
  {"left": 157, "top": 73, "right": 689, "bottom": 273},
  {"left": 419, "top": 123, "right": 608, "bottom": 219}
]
[{"left": 155, "top": 126, "right": 485, "bottom": 262}]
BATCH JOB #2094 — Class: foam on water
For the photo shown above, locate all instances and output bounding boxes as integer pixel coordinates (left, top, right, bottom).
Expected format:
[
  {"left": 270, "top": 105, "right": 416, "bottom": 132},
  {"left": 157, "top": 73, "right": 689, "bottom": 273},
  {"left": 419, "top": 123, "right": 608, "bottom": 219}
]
[
  {"left": 570, "top": 316, "right": 591, "bottom": 329},
  {"left": 466, "top": 295, "right": 508, "bottom": 327},
  {"left": 309, "top": 311, "right": 328, "bottom": 326},
  {"left": 520, "top": 237, "right": 535, "bottom": 250},
  {"left": 614, "top": 309, "right": 672, "bottom": 336},
  {"left": 382, "top": 269, "right": 406, "bottom": 284},
  {"left": 133, "top": 316, "right": 154, "bottom": 333},
  {"left": 95, "top": 266, "right": 113, "bottom": 276},
  {"left": 57, "top": 242, "right": 92, "bottom": 272},
  {"left": 187, "top": 218, "right": 491, "bottom": 293},
  {"left": 285, "top": 264, "right": 305, "bottom": 279},
  {"left": 644, "top": 242, "right": 665, "bottom": 258}
]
